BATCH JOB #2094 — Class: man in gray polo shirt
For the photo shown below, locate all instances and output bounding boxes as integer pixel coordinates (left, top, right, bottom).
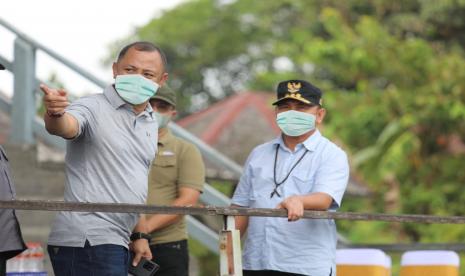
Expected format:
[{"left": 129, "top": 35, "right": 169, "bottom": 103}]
[{"left": 40, "top": 41, "right": 167, "bottom": 275}]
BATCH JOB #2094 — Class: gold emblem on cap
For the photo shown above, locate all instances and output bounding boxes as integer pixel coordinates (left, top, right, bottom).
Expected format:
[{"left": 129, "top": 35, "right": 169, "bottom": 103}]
[
  {"left": 287, "top": 82, "right": 301, "bottom": 93},
  {"left": 285, "top": 92, "right": 302, "bottom": 99},
  {"left": 283, "top": 92, "right": 310, "bottom": 104}
]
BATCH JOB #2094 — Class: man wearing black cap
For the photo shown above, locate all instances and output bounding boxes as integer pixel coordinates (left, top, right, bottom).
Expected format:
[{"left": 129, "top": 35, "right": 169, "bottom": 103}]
[
  {"left": 146, "top": 85, "right": 205, "bottom": 276},
  {"left": 232, "top": 80, "right": 349, "bottom": 275},
  {"left": 0, "top": 63, "right": 27, "bottom": 276}
]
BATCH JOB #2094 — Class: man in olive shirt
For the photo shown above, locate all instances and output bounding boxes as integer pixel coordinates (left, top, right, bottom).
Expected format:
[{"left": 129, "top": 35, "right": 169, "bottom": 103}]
[{"left": 147, "top": 86, "right": 205, "bottom": 276}]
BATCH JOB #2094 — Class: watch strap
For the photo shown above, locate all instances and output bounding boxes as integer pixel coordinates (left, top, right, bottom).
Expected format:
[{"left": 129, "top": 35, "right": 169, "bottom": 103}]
[{"left": 130, "top": 232, "right": 151, "bottom": 243}]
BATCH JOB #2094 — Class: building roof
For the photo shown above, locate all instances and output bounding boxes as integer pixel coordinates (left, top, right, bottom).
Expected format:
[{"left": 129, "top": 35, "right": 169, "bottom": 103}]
[{"left": 177, "top": 91, "right": 280, "bottom": 165}]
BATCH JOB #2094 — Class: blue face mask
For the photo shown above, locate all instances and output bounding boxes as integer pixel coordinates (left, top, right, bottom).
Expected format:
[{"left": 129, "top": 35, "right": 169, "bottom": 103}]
[
  {"left": 276, "top": 110, "right": 316, "bottom": 137},
  {"left": 114, "top": 74, "right": 159, "bottom": 105},
  {"left": 154, "top": 112, "right": 171, "bottom": 128}
]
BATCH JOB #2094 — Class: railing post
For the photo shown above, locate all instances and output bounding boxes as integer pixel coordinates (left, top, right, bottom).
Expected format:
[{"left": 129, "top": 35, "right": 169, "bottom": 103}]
[
  {"left": 10, "top": 37, "right": 36, "bottom": 145},
  {"left": 219, "top": 215, "right": 243, "bottom": 276}
]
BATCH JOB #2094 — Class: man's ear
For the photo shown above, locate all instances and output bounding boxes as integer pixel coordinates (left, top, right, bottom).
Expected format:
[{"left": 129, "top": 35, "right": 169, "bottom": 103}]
[
  {"left": 112, "top": 62, "right": 118, "bottom": 79},
  {"left": 158, "top": 73, "right": 169, "bottom": 86},
  {"left": 171, "top": 110, "right": 178, "bottom": 119},
  {"left": 316, "top": 108, "right": 326, "bottom": 124}
]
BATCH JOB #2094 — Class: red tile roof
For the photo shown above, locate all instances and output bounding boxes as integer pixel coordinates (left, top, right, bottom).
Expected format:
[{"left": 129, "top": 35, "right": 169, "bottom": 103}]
[{"left": 177, "top": 92, "right": 280, "bottom": 146}]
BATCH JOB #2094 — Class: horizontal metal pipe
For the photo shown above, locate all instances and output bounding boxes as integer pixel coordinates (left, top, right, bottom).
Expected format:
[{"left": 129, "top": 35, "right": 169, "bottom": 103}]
[{"left": 2, "top": 200, "right": 465, "bottom": 224}]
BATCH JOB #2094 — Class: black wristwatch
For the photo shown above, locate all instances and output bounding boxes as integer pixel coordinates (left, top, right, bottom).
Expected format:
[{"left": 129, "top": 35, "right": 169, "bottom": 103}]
[{"left": 130, "top": 232, "right": 151, "bottom": 243}]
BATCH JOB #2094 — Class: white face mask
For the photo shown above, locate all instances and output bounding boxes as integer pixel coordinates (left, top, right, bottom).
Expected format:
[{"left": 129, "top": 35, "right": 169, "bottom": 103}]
[
  {"left": 276, "top": 110, "right": 316, "bottom": 136},
  {"left": 154, "top": 112, "right": 171, "bottom": 128},
  {"left": 114, "top": 74, "right": 159, "bottom": 105}
]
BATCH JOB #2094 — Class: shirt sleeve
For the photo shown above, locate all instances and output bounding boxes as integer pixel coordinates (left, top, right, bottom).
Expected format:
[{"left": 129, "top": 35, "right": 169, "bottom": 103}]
[
  {"left": 178, "top": 142, "right": 205, "bottom": 192},
  {"left": 312, "top": 147, "right": 349, "bottom": 210},
  {"left": 0, "top": 147, "right": 15, "bottom": 200},
  {"left": 231, "top": 150, "right": 256, "bottom": 207},
  {"left": 65, "top": 96, "right": 99, "bottom": 140}
]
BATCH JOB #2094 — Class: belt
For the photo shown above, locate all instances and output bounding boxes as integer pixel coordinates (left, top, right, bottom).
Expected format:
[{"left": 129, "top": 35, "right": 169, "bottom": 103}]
[{"left": 150, "top": 239, "right": 187, "bottom": 250}]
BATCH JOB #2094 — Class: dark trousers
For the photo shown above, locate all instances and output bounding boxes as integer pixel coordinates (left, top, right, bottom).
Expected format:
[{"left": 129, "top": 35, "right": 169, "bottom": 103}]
[
  {"left": 48, "top": 240, "right": 128, "bottom": 276},
  {"left": 150, "top": 240, "right": 188, "bottom": 276},
  {"left": 0, "top": 258, "right": 6, "bottom": 276}
]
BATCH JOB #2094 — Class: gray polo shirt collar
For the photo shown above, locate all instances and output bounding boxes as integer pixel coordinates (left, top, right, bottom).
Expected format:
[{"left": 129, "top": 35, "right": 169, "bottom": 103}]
[{"left": 104, "top": 85, "right": 154, "bottom": 117}]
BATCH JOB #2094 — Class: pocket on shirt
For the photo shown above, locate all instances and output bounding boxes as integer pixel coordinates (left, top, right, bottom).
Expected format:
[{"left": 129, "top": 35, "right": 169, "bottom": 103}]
[
  {"left": 153, "top": 155, "right": 176, "bottom": 167},
  {"left": 249, "top": 174, "right": 275, "bottom": 207},
  {"left": 290, "top": 171, "right": 315, "bottom": 194},
  {"left": 150, "top": 155, "right": 177, "bottom": 187},
  {"left": 251, "top": 176, "right": 272, "bottom": 197}
]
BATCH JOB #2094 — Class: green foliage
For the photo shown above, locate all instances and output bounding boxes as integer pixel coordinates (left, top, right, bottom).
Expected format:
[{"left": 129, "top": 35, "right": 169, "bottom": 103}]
[
  {"left": 310, "top": 5, "right": 465, "bottom": 244},
  {"left": 188, "top": 238, "right": 218, "bottom": 276},
  {"left": 208, "top": 179, "right": 235, "bottom": 197}
]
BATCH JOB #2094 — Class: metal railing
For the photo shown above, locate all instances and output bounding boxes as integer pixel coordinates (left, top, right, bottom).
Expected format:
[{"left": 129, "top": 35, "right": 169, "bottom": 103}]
[
  {"left": 3, "top": 200, "right": 465, "bottom": 275},
  {"left": 3, "top": 200, "right": 465, "bottom": 254},
  {"left": 4, "top": 200, "right": 465, "bottom": 224}
]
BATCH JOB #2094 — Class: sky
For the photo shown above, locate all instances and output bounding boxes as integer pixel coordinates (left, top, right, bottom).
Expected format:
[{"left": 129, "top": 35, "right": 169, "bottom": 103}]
[{"left": 0, "top": 0, "right": 186, "bottom": 96}]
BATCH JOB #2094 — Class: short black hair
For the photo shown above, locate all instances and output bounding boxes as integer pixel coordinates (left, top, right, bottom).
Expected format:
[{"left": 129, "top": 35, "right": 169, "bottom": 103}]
[{"left": 116, "top": 41, "right": 167, "bottom": 71}]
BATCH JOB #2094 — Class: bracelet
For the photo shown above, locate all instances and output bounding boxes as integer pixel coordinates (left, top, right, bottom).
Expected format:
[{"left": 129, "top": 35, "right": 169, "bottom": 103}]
[{"left": 130, "top": 232, "right": 151, "bottom": 243}]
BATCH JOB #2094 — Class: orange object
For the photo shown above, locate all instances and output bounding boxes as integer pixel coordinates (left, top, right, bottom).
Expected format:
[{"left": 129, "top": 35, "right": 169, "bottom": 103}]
[
  {"left": 338, "top": 264, "right": 389, "bottom": 276},
  {"left": 336, "top": 249, "right": 391, "bottom": 276},
  {"left": 400, "top": 250, "right": 459, "bottom": 276},
  {"left": 400, "top": 265, "right": 458, "bottom": 276}
]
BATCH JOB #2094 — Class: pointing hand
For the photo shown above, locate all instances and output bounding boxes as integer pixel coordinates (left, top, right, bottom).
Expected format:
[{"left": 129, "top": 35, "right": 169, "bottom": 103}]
[{"left": 40, "top": 84, "right": 69, "bottom": 116}]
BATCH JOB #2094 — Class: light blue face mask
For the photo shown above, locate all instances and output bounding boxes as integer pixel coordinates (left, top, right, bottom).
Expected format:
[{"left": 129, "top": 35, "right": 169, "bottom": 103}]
[
  {"left": 154, "top": 112, "right": 171, "bottom": 128},
  {"left": 114, "top": 74, "right": 159, "bottom": 105},
  {"left": 276, "top": 110, "right": 316, "bottom": 137}
]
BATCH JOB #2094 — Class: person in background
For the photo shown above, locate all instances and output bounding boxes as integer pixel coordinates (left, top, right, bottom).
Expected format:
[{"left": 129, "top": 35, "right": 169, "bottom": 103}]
[
  {"left": 0, "top": 63, "right": 27, "bottom": 276},
  {"left": 232, "top": 80, "right": 349, "bottom": 276},
  {"left": 40, "top": 41, "right": 167, "bottom": 275},
  {"left": 146, "top": 85, "right": 205, "bottom": 276}
]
